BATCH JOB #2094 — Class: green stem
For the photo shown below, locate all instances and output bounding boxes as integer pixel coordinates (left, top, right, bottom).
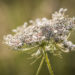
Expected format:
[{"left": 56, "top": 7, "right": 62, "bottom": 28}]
[
  {"left": 43, "top": 47, "right": 54, "bottom": 75},
  {"left": 45, "top": 53, "right": 54, "bottom": 75},
  {"left": 36, "top": 56, "right": 45, "bottom": 75}
]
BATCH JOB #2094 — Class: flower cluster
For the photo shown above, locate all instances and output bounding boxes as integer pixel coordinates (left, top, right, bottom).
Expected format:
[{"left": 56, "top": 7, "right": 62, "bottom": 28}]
[{"left": 3, "top": 8, "right": 75, "bottom": 56}]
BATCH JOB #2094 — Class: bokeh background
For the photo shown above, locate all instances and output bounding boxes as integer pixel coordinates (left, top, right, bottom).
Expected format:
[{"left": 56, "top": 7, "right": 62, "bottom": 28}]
[{"left": 0, "top": 0, "right": 75, "bottom": 75}]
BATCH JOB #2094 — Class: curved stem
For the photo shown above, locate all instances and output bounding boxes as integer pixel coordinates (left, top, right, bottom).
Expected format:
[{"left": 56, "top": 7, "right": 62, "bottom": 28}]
[
  {"left": 36, "top": 56, "right": 45, "bottom": 75},
  {"left": 55, "top": 43, "right": 69, "bottom": 53},
  {"left": 18, "top": 45, "right": 39, "bottom": 51}
]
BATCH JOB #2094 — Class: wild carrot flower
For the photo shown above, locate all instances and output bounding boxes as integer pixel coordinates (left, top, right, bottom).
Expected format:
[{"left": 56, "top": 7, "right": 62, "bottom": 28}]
[{"left": 3, "top": 8, "right": 75, "bottom": 75}]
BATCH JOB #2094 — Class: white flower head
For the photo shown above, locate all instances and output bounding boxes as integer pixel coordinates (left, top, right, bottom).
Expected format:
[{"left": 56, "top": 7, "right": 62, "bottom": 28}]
[{"left": 3, "top": 8, "right": 75, "bottom": 56}]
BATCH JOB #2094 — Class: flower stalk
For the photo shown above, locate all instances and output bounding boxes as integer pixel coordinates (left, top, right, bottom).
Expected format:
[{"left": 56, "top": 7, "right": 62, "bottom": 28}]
[
  {"left": 43, "top": 46, "right": 54, "bottom": 75},
  {"left": 36, "top": 46, "right": 54, "bottom": 75},
  {"left": 45, "top": 53, "right": 54, "bottom": 75},
  {"left": 36, "top": 56, "right": 45, "bottom": 75}
]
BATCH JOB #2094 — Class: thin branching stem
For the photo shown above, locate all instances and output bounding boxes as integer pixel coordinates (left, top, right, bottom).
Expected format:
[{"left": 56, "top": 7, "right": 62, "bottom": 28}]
[
  {"left": 36, "top": 56, "right": 45, "bottom": 75},
  {"left": 30, "top": 55, "right": 42, "bottom": 65}
]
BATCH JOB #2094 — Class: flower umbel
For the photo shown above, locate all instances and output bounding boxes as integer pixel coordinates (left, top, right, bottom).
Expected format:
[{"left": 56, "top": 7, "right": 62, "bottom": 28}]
[{"left": 3, "top": 8, "right": 75, "bottom": 75}]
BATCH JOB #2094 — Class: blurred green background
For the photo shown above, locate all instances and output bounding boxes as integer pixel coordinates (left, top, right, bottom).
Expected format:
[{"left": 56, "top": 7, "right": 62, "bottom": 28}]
[{"left": 0, "top": 0, "right": 75, "bottom": 75}]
